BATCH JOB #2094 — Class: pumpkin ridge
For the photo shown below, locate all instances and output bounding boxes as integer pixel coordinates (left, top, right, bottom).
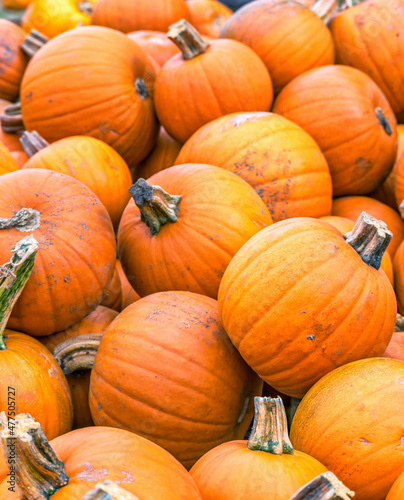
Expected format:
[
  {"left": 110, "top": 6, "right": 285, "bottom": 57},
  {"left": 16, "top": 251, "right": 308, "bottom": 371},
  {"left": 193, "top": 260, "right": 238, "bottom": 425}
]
[{"left": 178, "top": 218, "right": 234, "bottom": 259}]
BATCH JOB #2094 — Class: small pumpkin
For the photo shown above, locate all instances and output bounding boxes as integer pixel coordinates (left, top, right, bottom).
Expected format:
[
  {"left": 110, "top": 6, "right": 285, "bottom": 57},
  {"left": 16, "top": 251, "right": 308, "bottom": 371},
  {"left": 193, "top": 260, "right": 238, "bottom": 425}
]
[
  {"left": 0, "top": 142, "right": 18, "bottom": 176},
  {"left": 127, "top": 30, "right": 180, "bottom": 69},
  {"left": 0, "top": 20, "right": 28, "bottom": 102},
  {"left": 154, "top": 20, "right": 273, "bottom": 143},
  {"left": 187, "top": 0, "right": 232, "bottom": 38},
  {"left": 387, "top": 472, "right": 404, "bottom": 500}
]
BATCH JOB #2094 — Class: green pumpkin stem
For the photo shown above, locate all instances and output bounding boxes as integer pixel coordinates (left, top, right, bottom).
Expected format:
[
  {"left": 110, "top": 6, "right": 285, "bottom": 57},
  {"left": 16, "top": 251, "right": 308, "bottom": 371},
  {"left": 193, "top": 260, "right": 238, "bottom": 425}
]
[
  {"left": 20, "top": 131, "right": 50, "bottom": 158},
  {"left": 168, "top": 19, "right": 209, "bottom": 60},
  {"left": 129, "top": 178, "right": 181, "bottom": 236},
  {"left": 0, "top": 412, "right": 69, "bottom": 499},
  {"left": 0, "top": 236, "right": 38, "bottom": 350},
  {"left": 247, "top": 397, "right": 294, "bottom": 454},
  {"left": 343, "top": 211, "right": 392, "bottom": 270},
  {"left": 0, "top": 103, "right": 24, "bottom": 134},
  {"left": 81, "top": 481, "right": 139, "bottom": 500},
  {"left": 21, "top": 30, "right": 49, "bottom": 59},
  {"left": 290, "top": 471, "right": 355, "bottom": 499},
  {"left": 310, "top": 0, "right": 337, "bottom": 23},
  {"left": 53, "top": 334, "right": 103, "bottom": 376}
]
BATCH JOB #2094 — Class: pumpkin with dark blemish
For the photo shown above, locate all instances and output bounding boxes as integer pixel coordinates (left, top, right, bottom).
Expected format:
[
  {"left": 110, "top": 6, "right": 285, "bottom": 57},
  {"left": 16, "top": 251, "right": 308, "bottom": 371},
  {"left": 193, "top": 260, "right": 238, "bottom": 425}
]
[{"left": 0, "top": 19, "right": 28, "bottom": 101}]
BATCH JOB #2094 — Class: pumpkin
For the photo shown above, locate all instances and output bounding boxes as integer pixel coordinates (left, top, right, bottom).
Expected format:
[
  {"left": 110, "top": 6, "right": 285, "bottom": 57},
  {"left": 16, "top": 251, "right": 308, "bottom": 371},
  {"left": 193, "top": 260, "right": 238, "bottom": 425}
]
[
  {"left": 387, "top": 472, "right": 404, "bottom": 500},
  {"left": 154, "top": 20, "right": 273, "bottom": 143},
  {"left": 2, "top": 0, "right": 31, "bottom": 8},
  {"left": 19, "top": 26, "right": 159, "bottom": 169},
  {"left": 118, "top": 164, "right": 272, "bottom": 299},
  {"left": 115, "top": 259, "right": 140, "bottom": 310},
  {"left": 0, "top": 169, "right": 116, "bottom": 336},
  {"left": 290, "top": 357, "right": 404, "bottom": 500},
  {"left": 273, "top": 65, "right": 397, "bottom": 197},
  {"left": 187, "top": 0, "right": 232, "bottom": 38},
  {"left": 394, "top": 148, "right": 404, "bottom": 213},
  {"left": 329, "top": 0, "right": 404, "bottom": 122},
  {"left": 332, "top": 196, "right": 404, "bottom": 257},
  {"left": 219, "top": 0, "right": 334, "bottom": 95},
  {"left": 176, "top": 112, "right": 332, "bottom": 222},
  {"left": 218, "top": 212, "right": 397, "bottom": 398},
  {"left": 0, "top": 99, "right": 28, "bottom": 167},
  {"left": 100, "top": 260, "right": 122, "bottom": 311},
  {"left": 89, "top": 291, "right": 263, "bottom": 469},
  {"left": 384, "top": 330, "right": 404, "bottom": 362},
  {"left": 0, "top": 142, "right": 18, "bottom": 176},
  {"left": 190, "top": 397, "right": 327, "bottom": 499},
  {"left": 127, "top": 30, "right": 180, "bottom": 69},
  {"left": 0, "top": 413, "right": 202, "bottom": 499},
  {"left": 20, "top": 132, "right": 132, "bottom": 231},
  {"left": 91, "top": 0, "right": 191, "bottom": 33},
  {"left": 393, "top": 240, "right": 404, "bottom": 315},
  {"left": 0, "top": 20, "right": 28, "bottom": 102}
]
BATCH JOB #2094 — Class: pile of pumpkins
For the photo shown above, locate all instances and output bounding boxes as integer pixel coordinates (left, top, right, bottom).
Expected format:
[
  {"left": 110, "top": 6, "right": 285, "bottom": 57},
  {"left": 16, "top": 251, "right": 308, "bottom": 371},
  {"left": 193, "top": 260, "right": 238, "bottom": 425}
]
[{"left": 0, "top": 0, "right": 404, "bottom": 498}]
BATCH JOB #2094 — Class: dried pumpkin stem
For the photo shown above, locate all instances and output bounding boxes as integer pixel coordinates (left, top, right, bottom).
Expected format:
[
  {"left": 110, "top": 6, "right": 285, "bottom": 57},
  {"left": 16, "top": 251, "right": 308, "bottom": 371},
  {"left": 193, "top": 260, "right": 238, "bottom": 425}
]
[
  {"left": 0, "top": 412, "right": 69, "bottom": 499},
  {"left": 1, "top": 103, "right": 24, "bottom": 134},
  {"left": 20, "top": 131, "right": 50, "bottom": 158},
  {"left": 81, "top": 481, "right": 139, "bottom": 500},
  {"left": 53, "top": 334, "right": 103, "bottom": 376},
  {"left": 129, "top": 178, "right": 181, "bottom": 236},
  {"left": 247, "top": 396, "right": 294, "bottom": 454},
  {"left": 21, "top": 30, "right": 49, "bottom": 59},
  {"left": 290, "top": 471, "right": 355, "bottom": 499},
  {"left": 0, "top": 236, "right": 38, "bottom": 350},
  {"left": 343, "top": 211, "right": 392, "bottom": 270},
  {"left": 335, "top": 0, "right": 365, "bottom": 11},
  {"left": 311, "top": 0, "right": 337, "bottom": 23},
  {"left": 168, "top": 19, "right": 209, "bottom": 60},
  {"left": 0, "top": 208, "right": 41, "bottom": 232},
  {"left": 78, "top": 0, "right": 93, "bottom": 15}
]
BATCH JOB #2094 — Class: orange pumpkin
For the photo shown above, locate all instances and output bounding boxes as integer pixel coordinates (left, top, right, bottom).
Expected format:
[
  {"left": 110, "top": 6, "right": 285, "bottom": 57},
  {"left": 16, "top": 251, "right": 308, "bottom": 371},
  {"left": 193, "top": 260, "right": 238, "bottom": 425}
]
[
  {"left": 118, "top": 164, "right": 272, "bottom": 299},
  {"left": 19, "top": 26, "right": 159, "bottom": 169},
  {"left": 290, "top": 357, "right": 404, "bottom": 500},
  {"left": 2, "top": 0, "right": 31, "bottom": 8},
  {"left": 0, "top": 142, "right": 18, "bottom": 175},
  {"left": 154, "top": 20, "right": 273, "bottom": 143},
  {"left": 91, "top": 0, "right": 191, "bottom": 33},
  {"left": 393, "top": 240, "right": 404, "bottom": 315},
  {"left": 273, "top": 65, "right": 397, "bottom": 197},
  {"left": 0, "top": 169, "right": 116, "bottom": 336},
  {"left": 218, "top": 213, "right": 396, "bottom": 398},
  {"left": 89, "top": 291, "right": 263, "bottom": 469},
  {"left": 394, "top": 148, "right": 404, "bottom": 213},
  {"left": 115, "top": 259, "right": 140, "bottom": 310},
  {"left": 190, "top": 397, "right": 327, "bottom": 499},
  {"left": 0, "top": 99, "right": 28, "bottom": 167},
  {"left": 387, "top": 472, "right": 404, "bottom": 500},
  {"left": 176, "top": 112, "right": 332, "bottom": 222},
  {"left": 100, "top": 260, "right": 122, "bottom": 311},
  {"left": 219, "top": 0, "right": 334, "bottom": 95},
  {"left": 20, "top": 133, "right": 132, "bottom": 230},
  {"left": 332, "top": 196, "right": 404, "bottom": 257},
  {"left": 0, "top": 414, "right": 202, "bottom": 499},
  {"left": 187, "top": 0, "right": 232, "bottom": 38},
  {"left": 127, "top": 30, "right": 180, "bottom": 69},
  {"left": 0, "top": 20, "right": 28, "bottom": 101}
]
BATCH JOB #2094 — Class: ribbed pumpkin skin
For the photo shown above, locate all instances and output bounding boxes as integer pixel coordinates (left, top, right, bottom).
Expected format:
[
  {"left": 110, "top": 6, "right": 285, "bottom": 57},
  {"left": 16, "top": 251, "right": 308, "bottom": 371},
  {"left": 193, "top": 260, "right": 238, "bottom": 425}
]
[
  {"left": 100, "top": 259, "right": 122, "bottom": 311},
  {"left": 187, "top": 0, "right": 232, "bottom": 38},
  {"left": 20, "top": 26, "right": 159, "bottom": 169},
  {"left": 190, "top": 440, "right": 327, "bottom": 500},
  {"left": 0, "top": 169, "right": 116, "bottom": 336},
  {"left": 330, "top": 0, "right": 404, "bottom": 121},
  {"left": 219, "top": 0, "right": 334, "bottom": 95},
  {"left": 118, "top": 163, "right": 272, "bottom": 299},
  {"left": 0, "top": 142, "right": 18, "bottom": 175},
  {"left": 218, "top": 218, "right": 396, "bottom": 398},
  {"left": 273, "top": 65, "right": 397, "bottom": 197},
  {"left": 387, "top": 472, "right": 404, "bottom": 499},
  {"left": 0, "top": 20, "right": 27, "bottom": 101},
  {"left": 384, "top": 331, "right": 404, "bottom": 362},
  {"left": 0, "top": 426, "right": 202, "bottom": 499},
  {"left": 154, "top": 40, "right": 273, "bottom": 143},
  {"left": 115, "top": 259, "right": 140, "bottom": 310},
  {"left": 22, "top": 136, "right": 132, "bottom": 231},
  {"left": 127, "top": 31, "right": 180, "bottom": 68},
  {"left": 92, "top": 0, "right": 191, "bottom": 33},
  {"left": 290, "top": 358, "right": 404, "bottom": 500},
  {"left": 332, "top": 196, "right": 404, "bottom": 257},
  {"left": 89, "top": 292, "right": 263, "bottom": 469},
  {"left": 176, "top": 112, "right": 332, "bottom": 222}
]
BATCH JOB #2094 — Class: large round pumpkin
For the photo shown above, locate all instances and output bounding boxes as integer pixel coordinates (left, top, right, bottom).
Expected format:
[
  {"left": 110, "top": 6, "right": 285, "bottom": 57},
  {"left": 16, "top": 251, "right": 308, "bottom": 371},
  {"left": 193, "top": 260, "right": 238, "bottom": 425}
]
[
  {"left": 0, "top": 169, "right": 116, "bottom": 336},
  {"left": 89, "top": 291, "right": 263, "bottom": 469},
  {"left": 387, "top": 472, "right": 404, "bottom": 500},
  {"left": 176, "top": 112, "right": 332, "bottom": 222},
  {"left": 273, "top": 65, "right": 397, "bottom": 197},
  {"left": 188, "top": 0, "right": 232, "bottom": 38},
  {"left": 219, "top": 0, "right": 334, "bottom": 95},
  {"left": 290, "top": 357, "right": 404, "bottom": 500},
  {"left": 19, "top": 26, "right": 159, "bottom": 169},
  {"left": 218, "top": 213, "right": 397, "bottom": 398},
  {"left": 0, "top": 20, "right": 28, "bottom": 101},
  {"left": 118, "top": 163, "right": 272, "bottom": 299}
]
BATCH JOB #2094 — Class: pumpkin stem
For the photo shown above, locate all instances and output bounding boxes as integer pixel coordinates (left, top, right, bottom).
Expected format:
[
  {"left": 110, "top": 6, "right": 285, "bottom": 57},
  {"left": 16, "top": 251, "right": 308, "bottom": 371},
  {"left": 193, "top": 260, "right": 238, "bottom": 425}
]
[
  {"left": 0, "top": 103, "right": 24, "bottom": 134},
  {"left": 78, "top": 0, "right": 93, "bottom": 15},
  {"left": 290, "top": 471, "right": 355, "bottom": 499},
  {"left": 21, "top": 30, "right": 49, "bottom": 59},
  {"left": 395, "top": 313, "right": 404, "bottom": 332},
  {"left": 135, "top": 78, "right": 149, "bottom": 100},
  {"left": 247, "top": 396, "right": 294, "bottom": 454},
  {"left": 334, "top": 0, "right": 365, "bottom": 11},
  {"left": 0, "top": 208, "right": 41, "bottom": 232},
  {"left": 168, "top": 19, "right": 209, "bottom": 60},
  {"left": 81, "top": 481, "right": 139, "bottom": 500},
  {"left": 343, "top": 211, "right": 392, "bottom": 270},
  {"left": 20, "top": 131, "right": 50, "bottom": 158},
  {"left": 129, "top": 178, "right": 181, "bottom": 236},
  {"left": 375, "top": 107, "right": 393, "bottom": 136},
  {"left": 0, "top": 412, "right": 69, "bottom": 498},
  {"left": 0, "top": 236, "right": 38, "bottom": 350},
  {"left": 311, "top": 0, "right": 337, "bottom": 23},
  {"left": 53, "top": 334, "right": 103, "bottom": 376}
]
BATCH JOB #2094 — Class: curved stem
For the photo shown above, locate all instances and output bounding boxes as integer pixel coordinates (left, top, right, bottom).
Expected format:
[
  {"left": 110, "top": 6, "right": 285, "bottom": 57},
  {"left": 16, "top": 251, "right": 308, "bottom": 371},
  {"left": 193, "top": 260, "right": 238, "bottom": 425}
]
[
  {"left": 0, "top": 103, "right": 24, "bottom": 134},
  {"left": 20, "top": 131, "right": 50, "bottom": 158},
  {"left": 375, "top": 107, "right": 393, "bottom": 136},
  {"left": 81, "top": 481, "right": 139, "bottom": 500},
  {"left": 168, "top": 19, "right": 209, "bottom": 60},
  {"left": 343, "top": 211, "right": 392, "bottom": 270},
  {"left": 0, "top": 236, "right": 38, "bottom": 350},
  {"left": 21, "top": 30, "right": 49, "bottom": 59},
  {"left": 0, "top": 412, "right": 69, "bottom": 499},
  {"left": 129, "top": 178, "right": 181, "bottom": 236},
  {"left": 247, "top": 397, "right": 294, "bottom": 454},
  {"left": 0, "top": 208, "right": 41, "bottom": 232},
  {"left": 290, "top": 472, "right": 355, "bottom": 499},
  {"left": 53, "top": 334, "right": 102, "bottom": 376}
]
